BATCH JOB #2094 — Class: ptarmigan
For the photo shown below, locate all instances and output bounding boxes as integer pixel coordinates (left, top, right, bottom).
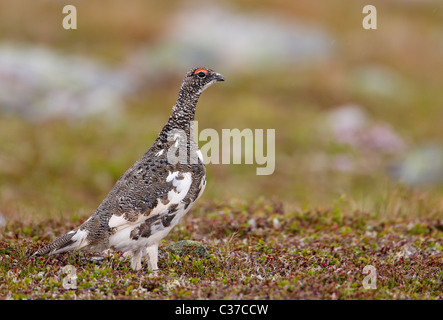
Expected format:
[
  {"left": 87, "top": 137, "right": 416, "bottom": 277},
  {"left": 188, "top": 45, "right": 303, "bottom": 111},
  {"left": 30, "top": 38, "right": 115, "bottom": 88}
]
[{"left": 34, "top": 67, "right": 225, "bottom": 271}]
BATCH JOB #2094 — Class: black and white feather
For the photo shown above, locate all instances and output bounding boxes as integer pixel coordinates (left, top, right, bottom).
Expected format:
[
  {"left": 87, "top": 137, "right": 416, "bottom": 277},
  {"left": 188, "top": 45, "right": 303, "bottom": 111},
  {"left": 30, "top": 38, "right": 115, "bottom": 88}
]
[{"left": 34, "top": 67, "right": 225, "bottom": 271}]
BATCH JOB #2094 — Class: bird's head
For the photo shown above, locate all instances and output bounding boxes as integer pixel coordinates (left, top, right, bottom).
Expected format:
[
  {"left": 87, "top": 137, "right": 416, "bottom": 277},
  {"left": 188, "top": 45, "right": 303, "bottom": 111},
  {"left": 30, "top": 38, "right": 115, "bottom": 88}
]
[{"left": 182, "top": 67, "right": 225, "bottom": 95}]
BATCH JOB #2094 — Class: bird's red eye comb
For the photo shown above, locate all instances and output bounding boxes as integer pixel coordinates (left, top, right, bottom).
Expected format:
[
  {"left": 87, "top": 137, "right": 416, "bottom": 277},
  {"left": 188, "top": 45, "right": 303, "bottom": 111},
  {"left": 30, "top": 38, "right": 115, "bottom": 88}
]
[{"left": 194, "top": 68, "right": 208, "bottom": 74}]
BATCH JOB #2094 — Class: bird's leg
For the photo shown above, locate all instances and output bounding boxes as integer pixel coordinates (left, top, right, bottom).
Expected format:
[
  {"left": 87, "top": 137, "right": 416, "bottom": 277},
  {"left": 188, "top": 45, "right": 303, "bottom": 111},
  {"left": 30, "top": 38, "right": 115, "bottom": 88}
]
[
  {"left": 130, "top": 248, "right": 143, "bottom": 271},
  {"left": 145, "top": 243, "right": 159, "bottom": 271}
]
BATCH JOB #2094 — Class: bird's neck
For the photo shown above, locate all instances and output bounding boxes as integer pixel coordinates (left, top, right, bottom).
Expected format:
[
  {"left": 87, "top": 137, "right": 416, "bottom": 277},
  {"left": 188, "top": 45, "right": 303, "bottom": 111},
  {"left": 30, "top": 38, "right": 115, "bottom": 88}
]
[
  {"left": 154, "top": 86, "right": 200, "bottom": 148},
  {"left": 168, "top": 84, "right": 201, "bottom": 129},
  {"left": 173, "top": 85, "right": 200, "bottom": 124}
]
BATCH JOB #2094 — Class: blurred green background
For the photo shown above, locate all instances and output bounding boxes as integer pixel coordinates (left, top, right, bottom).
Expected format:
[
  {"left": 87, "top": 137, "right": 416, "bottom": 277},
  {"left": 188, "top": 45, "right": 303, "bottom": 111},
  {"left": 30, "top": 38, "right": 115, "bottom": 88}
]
[{"left": 0, "top": 0, "right": 442, "bottom": 220}]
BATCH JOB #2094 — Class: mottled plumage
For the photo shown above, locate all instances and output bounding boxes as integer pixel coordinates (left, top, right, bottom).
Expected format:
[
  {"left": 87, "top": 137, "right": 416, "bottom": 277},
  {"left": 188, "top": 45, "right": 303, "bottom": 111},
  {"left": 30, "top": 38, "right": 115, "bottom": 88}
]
[{"left": 34, "top": 67, "right": 225, "bottom": 270}]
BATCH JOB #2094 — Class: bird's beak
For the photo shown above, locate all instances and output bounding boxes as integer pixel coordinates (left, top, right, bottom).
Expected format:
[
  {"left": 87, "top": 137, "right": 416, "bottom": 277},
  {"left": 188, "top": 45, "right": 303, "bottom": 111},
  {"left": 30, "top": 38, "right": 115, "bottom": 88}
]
[{"left": 214, "top": 73, "right": 225, "bottom": 82}]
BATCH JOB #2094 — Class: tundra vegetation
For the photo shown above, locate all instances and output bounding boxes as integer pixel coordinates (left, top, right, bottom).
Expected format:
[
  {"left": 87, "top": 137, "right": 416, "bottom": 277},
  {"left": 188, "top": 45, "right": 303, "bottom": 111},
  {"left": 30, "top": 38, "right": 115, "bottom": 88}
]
[{"left": 1, "top": 1, "right": 443, "bottom": 299}]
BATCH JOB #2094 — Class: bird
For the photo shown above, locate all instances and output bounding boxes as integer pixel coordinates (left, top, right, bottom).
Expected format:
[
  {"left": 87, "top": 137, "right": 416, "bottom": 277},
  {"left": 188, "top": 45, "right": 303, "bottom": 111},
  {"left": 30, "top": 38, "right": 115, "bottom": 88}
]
[{"left": 34, "top": 67, "right": 225, "bottom": 271}]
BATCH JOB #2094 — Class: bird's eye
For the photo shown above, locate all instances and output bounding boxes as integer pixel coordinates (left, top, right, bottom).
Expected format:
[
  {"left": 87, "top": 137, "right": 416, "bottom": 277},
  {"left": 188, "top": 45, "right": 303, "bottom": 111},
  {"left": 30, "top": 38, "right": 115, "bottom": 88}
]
[{"left": 197, "top": 71, "right": 206, "bottom": 78}]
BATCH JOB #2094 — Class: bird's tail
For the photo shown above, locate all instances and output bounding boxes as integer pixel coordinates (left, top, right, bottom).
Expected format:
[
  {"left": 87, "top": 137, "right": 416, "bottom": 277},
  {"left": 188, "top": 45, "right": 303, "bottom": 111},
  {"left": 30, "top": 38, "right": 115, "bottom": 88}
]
[{"left": 34, "top": 228, "right": 89, "bottom": 256}]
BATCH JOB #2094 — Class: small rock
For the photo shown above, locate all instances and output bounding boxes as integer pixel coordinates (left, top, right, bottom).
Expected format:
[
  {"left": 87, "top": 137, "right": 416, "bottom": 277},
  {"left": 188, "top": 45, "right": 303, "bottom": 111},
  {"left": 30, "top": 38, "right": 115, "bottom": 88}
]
[
  {"left": 89, "top": 256, "right": 104, "bottom": 263},
  {"left": 0, "top": 43, "right": 136, "bottom": 121},
  {"left": 350, "top": 65, "right": 412, "bottom": 100},
  {"left": 0, "top": 212, "right": 6, "bottom": 228},
  {"left": 389, "top": 144, "right": 443, "bottom": 186},
  {"left": 0, "top": 213, "right": 5, "bottom": 240},
  {"left": 247, "top": 218, "right": 257, "bottom": 229},
  {"left": 166, "top": 240, "right": 209, "bottom": 258},
  {"left": 272, "top": 217, "right": 280, "bottom": 229}
]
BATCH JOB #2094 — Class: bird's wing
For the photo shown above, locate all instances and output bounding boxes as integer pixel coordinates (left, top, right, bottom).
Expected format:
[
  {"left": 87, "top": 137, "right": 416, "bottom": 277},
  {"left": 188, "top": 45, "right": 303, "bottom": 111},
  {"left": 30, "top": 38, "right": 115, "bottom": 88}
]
[{"left": 105, "top": 150, "right": 193, "bottom": 232}]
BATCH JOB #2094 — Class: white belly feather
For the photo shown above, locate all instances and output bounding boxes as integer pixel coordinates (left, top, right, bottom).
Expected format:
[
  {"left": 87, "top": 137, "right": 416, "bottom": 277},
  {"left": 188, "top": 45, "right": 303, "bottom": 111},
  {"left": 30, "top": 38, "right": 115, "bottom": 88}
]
[{"left": 108, "top": 171, "right": 197, "bottom": 252}]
